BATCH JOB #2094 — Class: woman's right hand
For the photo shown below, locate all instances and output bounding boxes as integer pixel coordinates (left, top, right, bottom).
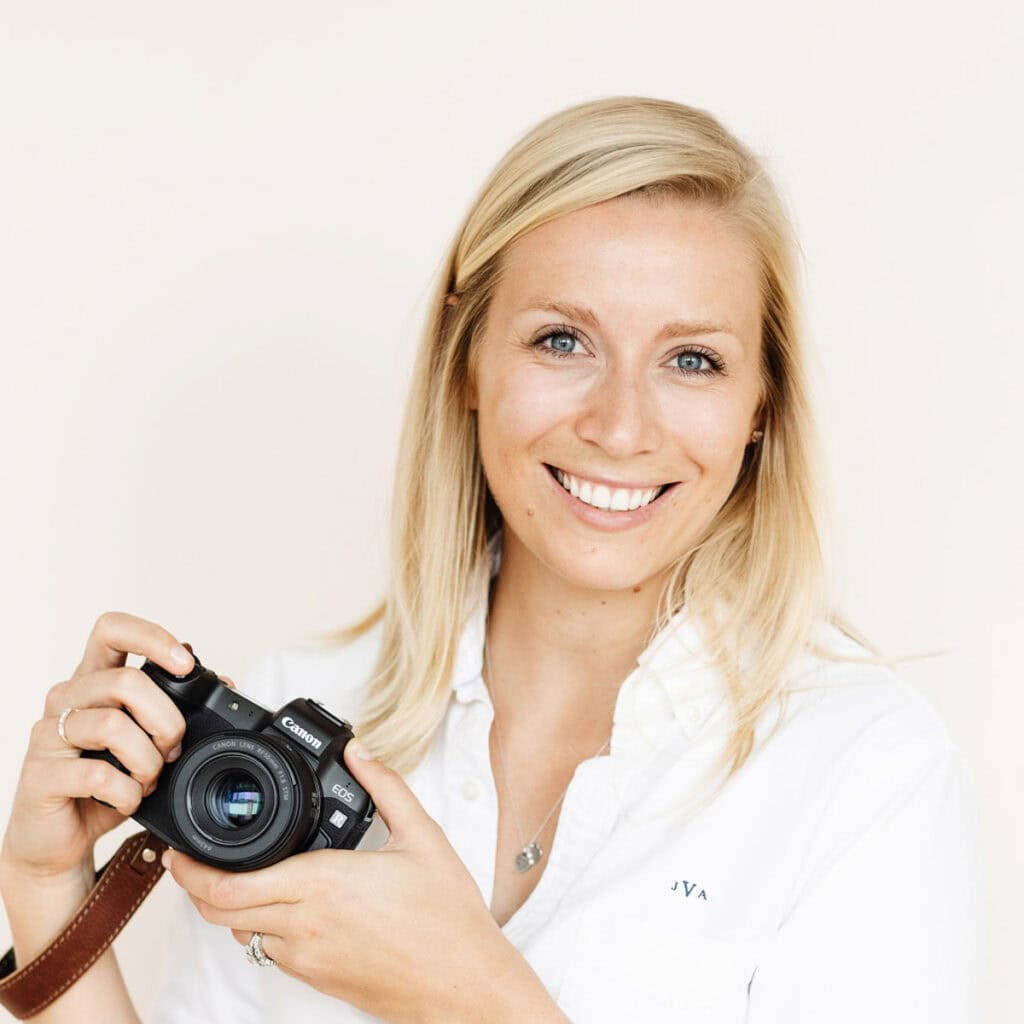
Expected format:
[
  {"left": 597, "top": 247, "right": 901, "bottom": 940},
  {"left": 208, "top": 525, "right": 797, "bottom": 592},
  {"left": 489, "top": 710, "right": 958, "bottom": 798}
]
[{"left": 0, "top": 611, "right": 192, "bottom": 885}]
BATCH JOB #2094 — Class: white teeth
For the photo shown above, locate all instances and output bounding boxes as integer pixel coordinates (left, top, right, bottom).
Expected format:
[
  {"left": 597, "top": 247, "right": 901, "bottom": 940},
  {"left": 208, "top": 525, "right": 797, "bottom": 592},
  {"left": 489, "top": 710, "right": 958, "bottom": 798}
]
[
  {"left": 610, "top": 488, "right": 631, "bottom": 511},
  {"left": 551, "top": 466, "right": 664, "bottom": 512}
]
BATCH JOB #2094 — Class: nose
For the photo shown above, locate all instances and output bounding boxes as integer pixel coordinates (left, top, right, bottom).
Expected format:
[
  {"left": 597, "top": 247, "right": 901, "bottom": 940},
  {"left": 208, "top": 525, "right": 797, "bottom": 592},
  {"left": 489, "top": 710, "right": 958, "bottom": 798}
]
[{"left": 574, "top": 366, "right": 662, "bottom": 458}]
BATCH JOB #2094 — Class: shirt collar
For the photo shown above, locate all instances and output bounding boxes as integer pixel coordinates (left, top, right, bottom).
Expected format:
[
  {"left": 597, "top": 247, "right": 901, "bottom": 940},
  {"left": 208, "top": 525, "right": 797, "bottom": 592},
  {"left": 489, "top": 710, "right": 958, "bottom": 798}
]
[{"left": 449, "top": 528, "right": 726, "bottom": 744}]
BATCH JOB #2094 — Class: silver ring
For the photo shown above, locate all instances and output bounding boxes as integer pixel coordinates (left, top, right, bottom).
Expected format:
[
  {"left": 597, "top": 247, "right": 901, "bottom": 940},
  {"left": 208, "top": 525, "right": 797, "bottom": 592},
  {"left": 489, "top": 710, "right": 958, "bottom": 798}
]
[
  {"left": 57, "top": 706, "right": 80, "bottom": 748},
  {"left": 245, "top": 931, "right": 276, "bottom": 967}
]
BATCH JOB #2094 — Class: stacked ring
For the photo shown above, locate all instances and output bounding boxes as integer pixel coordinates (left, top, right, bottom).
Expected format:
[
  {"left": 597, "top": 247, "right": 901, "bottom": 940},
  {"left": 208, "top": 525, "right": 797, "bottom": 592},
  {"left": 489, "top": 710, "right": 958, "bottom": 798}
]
[{"left": 245, "top": 931, "right": 276, "bottom": 967}]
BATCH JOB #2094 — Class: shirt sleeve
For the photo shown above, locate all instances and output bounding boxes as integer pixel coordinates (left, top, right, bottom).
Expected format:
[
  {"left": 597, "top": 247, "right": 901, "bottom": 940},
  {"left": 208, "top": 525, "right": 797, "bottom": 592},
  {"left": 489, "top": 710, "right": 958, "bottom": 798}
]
[
  {"left": 746, "top": 739, "right": 986, "bottom": 1024},
  {"left": 149, "top": 649, "right": 285, "bottom": 1024}
]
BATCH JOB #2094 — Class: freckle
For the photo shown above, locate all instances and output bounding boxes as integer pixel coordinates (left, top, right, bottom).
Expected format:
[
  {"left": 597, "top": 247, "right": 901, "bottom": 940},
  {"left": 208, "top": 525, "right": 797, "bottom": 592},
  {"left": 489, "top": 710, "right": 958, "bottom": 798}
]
[
  {"left": 633, "top": 585, "right": 642, "bottom": 593},
  {"left": 526, "top": 507, "right": 534, "bottom": 517},
  {"left": 601, "top": 600, "right": 607, "bottom": 606}
]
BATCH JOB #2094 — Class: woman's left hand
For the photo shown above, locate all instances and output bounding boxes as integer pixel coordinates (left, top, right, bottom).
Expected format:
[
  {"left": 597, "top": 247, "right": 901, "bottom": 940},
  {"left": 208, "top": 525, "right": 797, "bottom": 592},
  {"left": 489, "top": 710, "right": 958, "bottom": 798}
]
[{"left": 162, "top": 739, "right": 544, "bottom": 1024}]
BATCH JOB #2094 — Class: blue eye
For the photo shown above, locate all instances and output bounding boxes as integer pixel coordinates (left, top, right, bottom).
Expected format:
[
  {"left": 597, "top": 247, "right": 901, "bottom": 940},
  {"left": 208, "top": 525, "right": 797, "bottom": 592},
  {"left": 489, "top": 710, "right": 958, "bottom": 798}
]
[
  {"left": 531, "top": 324, "right": 725, "bottom": 378},
  {"left": 673, "top": 351, "right": 722, "bottom": 376},
  {"left": 535, "top": 328, "right": 582, "bottom": 357}
]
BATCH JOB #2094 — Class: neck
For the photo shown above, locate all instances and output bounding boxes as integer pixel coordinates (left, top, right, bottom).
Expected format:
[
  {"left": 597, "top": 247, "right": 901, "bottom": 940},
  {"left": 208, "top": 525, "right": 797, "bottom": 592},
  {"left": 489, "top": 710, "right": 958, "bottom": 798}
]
[{"left": 484, "top": 529, "right": 670, "bottom": 727}]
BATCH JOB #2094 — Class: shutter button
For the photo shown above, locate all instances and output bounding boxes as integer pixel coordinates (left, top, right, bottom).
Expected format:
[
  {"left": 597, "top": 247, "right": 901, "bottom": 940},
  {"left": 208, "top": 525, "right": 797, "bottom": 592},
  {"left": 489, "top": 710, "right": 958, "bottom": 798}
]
[{"left": 461, "top": 778, "right": 482, "bottom": 801}]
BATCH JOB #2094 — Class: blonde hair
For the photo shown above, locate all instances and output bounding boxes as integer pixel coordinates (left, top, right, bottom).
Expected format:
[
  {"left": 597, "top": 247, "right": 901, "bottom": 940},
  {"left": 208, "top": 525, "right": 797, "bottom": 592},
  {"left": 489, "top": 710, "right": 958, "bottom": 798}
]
[{"left": 313, "top": 95, "right": 932, "bottom": 781}]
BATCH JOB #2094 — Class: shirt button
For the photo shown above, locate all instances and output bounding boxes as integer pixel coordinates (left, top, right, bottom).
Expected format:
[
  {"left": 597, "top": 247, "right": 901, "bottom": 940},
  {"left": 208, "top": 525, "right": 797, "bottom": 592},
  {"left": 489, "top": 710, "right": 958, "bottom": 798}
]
[{"left": 461, "top": 778, "right": 482, "bottom": 801}]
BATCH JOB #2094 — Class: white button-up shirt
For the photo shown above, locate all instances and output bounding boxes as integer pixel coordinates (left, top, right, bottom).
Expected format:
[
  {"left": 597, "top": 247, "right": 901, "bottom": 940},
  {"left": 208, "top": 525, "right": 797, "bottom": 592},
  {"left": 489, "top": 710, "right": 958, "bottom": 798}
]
[{"left": 153, "top": 546, "right": 984, "bottom": 1023}]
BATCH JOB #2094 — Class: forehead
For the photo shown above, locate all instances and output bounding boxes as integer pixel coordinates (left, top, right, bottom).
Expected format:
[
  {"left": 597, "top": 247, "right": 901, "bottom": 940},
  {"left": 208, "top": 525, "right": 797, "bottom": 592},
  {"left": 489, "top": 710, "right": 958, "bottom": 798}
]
[{"left": 493, "top": 195, "right": 761, "bottom": 344}]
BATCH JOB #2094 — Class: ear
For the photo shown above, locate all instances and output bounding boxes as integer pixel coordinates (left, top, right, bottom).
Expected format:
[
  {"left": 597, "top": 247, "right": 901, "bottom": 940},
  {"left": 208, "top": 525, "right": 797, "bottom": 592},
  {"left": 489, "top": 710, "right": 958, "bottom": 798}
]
[
  {"left": 465, "top": 356, "right": 479, "bottom": 411},
  {"left": 444, "top": 292, "right": 477, "bottom": 411},
  {"left": 749, "top": 402, "right": 766, "bottom": 435}
]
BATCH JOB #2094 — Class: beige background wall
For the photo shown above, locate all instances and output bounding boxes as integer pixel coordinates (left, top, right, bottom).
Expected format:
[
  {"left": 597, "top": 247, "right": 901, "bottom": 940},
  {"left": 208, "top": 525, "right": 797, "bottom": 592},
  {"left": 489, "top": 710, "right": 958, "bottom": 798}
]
[{"left": 1, "top": 2, "right": 1020, "bottom": 1021}]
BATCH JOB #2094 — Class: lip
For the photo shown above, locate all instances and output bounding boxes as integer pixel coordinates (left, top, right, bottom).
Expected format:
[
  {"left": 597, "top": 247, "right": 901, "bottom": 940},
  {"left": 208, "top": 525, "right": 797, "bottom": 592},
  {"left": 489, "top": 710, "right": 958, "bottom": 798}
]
[
  {"left": 546, "top": 463, "right": 672, "bottom": 492},
  {"left": 542, "top": 463, "right": 679, "bottom": 531}
]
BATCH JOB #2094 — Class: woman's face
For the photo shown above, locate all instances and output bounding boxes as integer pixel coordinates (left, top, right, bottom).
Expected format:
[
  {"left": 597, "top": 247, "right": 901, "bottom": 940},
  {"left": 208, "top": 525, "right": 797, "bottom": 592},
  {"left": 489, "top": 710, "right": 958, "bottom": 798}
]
[{"left": 469, "top": 194, "right": 765, "bottom": 594}]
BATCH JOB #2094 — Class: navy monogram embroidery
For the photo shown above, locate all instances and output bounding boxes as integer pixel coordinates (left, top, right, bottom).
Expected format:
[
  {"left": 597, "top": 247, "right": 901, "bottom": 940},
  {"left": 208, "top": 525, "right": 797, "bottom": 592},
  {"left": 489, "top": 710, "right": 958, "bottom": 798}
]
[{"left": 671, "top": 879, "right": 708, "bottom": 900}]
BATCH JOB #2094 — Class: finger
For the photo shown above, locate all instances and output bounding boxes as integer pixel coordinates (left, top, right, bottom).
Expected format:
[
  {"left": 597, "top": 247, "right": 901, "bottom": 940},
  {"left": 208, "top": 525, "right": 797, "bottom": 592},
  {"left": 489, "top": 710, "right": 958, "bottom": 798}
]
[
  {"left": 75, "top": 610, "right": 194, "bottom": 679},
  {"left": 229, "top": 930, "right": 295, "bottom": 975},
  {"left": 220, "top": 675, "right": 238, "bottom": 691},
  {"left": 48, "top": 707, "right": 165, "bottom": 791},
  {"left": 162, "top": 850, "right": 298, "bottom": 910},
  {"left": 189, "top": 895, "right": 291, "bottom": 936},
  {"left": 42, "top": 666, "right": 187, "bottom": 761},
  {"left": 22, "top": 755, "right": 145, "bottom": 817},
  {"left": 343, "top": 738, "right": 435, "bottom": 846}
]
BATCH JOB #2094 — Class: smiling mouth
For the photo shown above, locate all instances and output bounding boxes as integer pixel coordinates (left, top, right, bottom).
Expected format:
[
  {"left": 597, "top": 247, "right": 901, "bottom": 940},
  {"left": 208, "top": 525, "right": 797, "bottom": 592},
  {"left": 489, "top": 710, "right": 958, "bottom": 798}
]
[{"left": 544, "top": 464, "right": 677, "bottom": 512}]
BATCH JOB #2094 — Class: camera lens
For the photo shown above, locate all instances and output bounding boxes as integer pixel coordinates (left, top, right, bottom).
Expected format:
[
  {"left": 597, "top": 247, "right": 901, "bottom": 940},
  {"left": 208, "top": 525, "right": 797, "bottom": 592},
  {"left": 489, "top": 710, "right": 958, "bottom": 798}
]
[
  {"left": 208, "top": 770, "right": 265, "bottom": 829},
  {"left": 182, "top": 752, "right": 278, "bottom": 848},
  {"left": 170, "top": 734, "right": 318, "bottom": 869}
]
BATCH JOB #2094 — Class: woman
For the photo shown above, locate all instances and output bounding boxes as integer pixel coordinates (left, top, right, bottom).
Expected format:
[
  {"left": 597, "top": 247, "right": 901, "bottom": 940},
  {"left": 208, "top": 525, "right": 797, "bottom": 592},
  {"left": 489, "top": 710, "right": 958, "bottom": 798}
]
[{"left": 0, "top": 96, "right": 982, "bottom": 1022}]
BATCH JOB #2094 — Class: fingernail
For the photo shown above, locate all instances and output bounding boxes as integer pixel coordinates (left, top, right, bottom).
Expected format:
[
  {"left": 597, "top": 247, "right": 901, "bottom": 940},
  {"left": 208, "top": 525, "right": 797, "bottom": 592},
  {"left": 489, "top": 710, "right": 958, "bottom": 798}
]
[
  {"left": 166, "top": 743, "right": 182, "bottom": 762},
  {"left": 144, "top": 781, "right": 157, "bottom": 797},
  {"left": 169, "top": 645, "right": 192, "bottom": 669},
  {"left": 161, "top": 850, "right": 172, "bottom": 869},
  {"left": 349, "top": 738, "right": 375, "bottom": 761}
]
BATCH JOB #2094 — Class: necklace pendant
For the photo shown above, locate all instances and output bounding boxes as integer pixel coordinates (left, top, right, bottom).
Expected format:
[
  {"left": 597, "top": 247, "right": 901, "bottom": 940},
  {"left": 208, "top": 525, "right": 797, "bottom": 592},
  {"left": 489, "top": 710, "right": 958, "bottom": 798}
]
[{"left": 515, "top": 842, "right": 543, "bottom": 872}]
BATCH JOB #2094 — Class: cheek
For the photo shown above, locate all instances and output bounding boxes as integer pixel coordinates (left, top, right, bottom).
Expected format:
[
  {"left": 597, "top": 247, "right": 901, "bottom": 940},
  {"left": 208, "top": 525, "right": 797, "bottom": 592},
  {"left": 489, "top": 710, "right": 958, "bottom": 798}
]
[
  {"left": 477, "top": 367, "right": 568, "bottom": 473},
  {"left": 660, "top": 391, "right": 750, "bottom": 468}
]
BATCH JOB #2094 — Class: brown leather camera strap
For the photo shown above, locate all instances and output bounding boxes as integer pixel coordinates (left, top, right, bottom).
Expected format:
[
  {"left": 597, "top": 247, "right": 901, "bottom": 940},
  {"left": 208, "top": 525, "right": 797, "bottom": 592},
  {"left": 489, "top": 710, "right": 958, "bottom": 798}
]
[{"left": 0, "top": 830, "right": 168, "bottom": 1020}]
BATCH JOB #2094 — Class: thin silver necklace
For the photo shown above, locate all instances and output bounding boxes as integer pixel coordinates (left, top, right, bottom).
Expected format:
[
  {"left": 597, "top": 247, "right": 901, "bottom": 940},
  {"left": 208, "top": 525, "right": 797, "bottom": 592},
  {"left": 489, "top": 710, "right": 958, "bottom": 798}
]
[{"left": 483, "top": 640, "right": 612, "bottom": 873}]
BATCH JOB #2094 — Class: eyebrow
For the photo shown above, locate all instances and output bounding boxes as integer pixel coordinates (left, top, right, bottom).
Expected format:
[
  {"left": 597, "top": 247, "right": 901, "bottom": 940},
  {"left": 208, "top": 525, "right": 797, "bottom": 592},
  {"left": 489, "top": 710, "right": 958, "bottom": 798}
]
[{"left": 520, "top": 296, "right": 738, "bottom": 341}]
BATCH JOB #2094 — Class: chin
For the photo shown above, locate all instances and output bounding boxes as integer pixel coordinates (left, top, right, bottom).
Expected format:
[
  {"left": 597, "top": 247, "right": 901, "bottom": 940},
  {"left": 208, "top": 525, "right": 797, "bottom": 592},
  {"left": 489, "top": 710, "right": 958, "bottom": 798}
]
[{"left": 534, "top": 536, "right": 674, "bottom": 595}]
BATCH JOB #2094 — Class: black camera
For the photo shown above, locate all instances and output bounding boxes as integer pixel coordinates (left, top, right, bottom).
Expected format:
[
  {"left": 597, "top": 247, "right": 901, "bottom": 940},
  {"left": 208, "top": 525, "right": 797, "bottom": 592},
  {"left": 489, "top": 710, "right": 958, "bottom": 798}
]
[{"left": 83, "top": 651, "right": 375, "bottom": 871}]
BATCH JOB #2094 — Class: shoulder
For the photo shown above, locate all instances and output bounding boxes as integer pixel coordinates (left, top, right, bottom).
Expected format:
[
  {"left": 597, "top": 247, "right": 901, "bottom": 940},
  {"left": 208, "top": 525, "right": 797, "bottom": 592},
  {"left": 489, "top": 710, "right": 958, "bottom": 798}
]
[
  {"left": 237, "top": 617, "right": 385, "bottom": 722},
  {"left": 748, "top": 623, "right": 981, "bottom": 914},
  {"left": 773, "top": 619, "right": 959, "bottom": 756}
]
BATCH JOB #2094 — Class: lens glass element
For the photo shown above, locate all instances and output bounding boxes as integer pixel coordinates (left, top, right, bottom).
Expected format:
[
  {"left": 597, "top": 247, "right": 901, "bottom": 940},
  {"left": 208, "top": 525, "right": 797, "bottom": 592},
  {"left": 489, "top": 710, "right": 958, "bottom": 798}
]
[{"left": 209, "top": 770, "right": 265, "bottom": 829}]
